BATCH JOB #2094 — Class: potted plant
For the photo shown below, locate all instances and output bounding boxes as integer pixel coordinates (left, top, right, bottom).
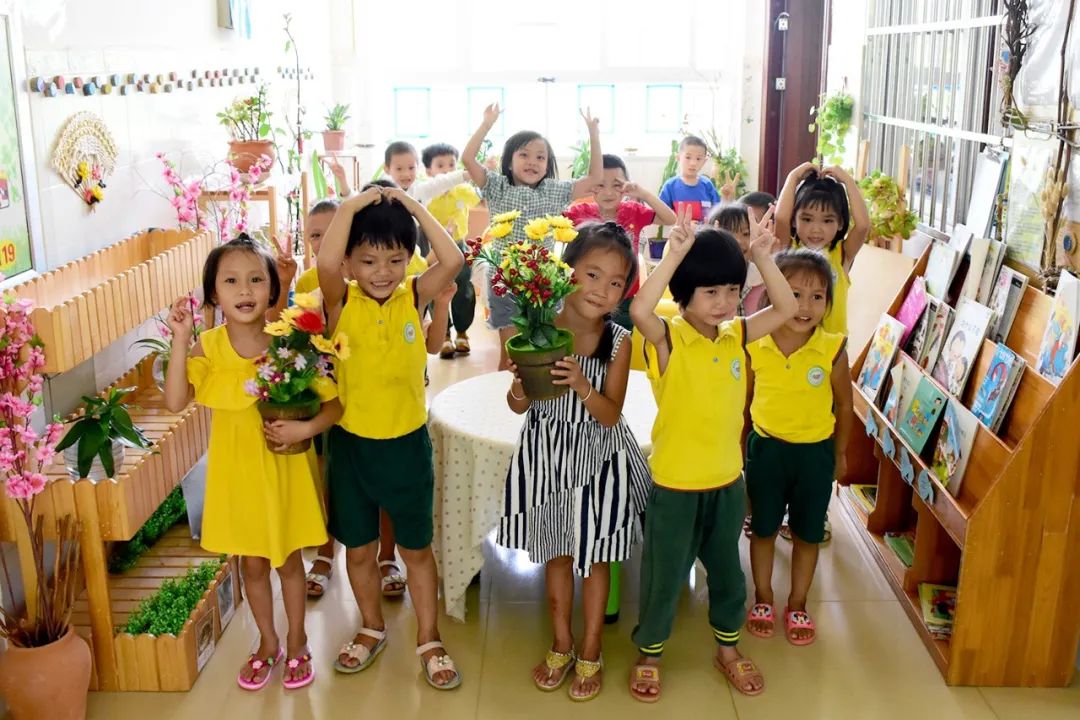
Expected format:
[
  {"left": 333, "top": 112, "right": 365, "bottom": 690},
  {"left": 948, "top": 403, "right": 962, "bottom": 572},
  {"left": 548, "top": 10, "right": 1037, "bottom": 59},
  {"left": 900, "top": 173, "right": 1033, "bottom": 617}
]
[
  {"left": 649, "top": 139, "right": 680, "bottom": 260},
  {"left": 0, "top": 286, "right": 91, "bottom": 719},
  {"left": 54, "top": 386, "right": 152, "bottom": 481},
  {"left": 247, "top": 292, "right": 348, "bottom": 454},
  {"left": 858, "top": 170, "right": 918, "bottom": 250},
  {"left": 464, "top": 212, "right": 579, "bottom": 400},
  {"left": 810, "top": 89, "right": 855, "bottom": 166},
  {"left": 217, "top": 84, "right": 276, "bottom": 173},
  {"left": 322, "top": 103, "right": 350, "bottom": 152}
]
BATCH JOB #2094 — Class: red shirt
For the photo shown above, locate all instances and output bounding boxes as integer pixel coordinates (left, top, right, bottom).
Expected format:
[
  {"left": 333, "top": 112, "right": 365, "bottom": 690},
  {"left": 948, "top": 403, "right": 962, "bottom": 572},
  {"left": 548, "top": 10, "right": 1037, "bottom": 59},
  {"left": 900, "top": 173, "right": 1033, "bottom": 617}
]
[{"left": 564, "top": 201, "right": 656, "bottom": 297}]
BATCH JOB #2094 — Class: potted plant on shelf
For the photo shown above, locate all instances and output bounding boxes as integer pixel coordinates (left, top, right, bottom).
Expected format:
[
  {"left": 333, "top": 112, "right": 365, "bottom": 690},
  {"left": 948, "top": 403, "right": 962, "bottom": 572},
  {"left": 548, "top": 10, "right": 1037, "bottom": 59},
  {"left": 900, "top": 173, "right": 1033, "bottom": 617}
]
[
  {"left": 858, "top": 170, "right": 918, "bottom": 251},
  {"left": 217, "top": 84, "right": 276, "bottom": 174},
  {"left": 247, "top": 292, "right": 348, "bottom": 454},
  {"left": 0, "top": 284, "right": 91, "bottom": 720},
  {"left": 322, "top": 103, "right": 350, "bottom": 152},
  {"left": 54, "top": 386, "right": 152, "bottom": 481},
  {"left": 464, "top": 212, "right": 578, "bottom": 400}
]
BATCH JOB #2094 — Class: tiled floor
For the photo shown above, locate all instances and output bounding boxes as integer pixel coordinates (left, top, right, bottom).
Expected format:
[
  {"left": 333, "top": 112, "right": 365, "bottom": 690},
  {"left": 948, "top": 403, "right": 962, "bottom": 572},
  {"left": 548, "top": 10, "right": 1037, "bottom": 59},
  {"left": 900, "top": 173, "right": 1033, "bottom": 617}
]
[{"left": 87, "top": 322, "right": 1080, "bottom": 719}]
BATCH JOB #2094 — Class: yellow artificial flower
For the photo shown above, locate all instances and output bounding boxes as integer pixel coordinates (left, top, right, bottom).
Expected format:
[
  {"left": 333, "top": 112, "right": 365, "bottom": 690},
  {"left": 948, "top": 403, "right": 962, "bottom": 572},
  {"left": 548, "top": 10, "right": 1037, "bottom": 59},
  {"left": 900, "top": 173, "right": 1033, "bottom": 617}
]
[
  {"left": 77, "top": 161, "right": 90, "bottom": 179},
  {"left": 524, "top": 217, "right": 551, "bottom": 241},
  {"left": 90, "top": 185, "right": 104, "bottom": 201},
  {"left": 311, "top": 334, "right": 336, "bottom": 356},
  {"left": 488, "top": 221, "right": 513, "bottom": 239},
  {"left": 310, "top": 375, "right": 337, "bottom": 401},
  {"left": 331, "top": 332, "right": 350, "bottom": 360},
  {"left": 547, "top": 215, "right": 573, "bottom": 229},
  {"left": 264, "top": 319, "right": 291, "bottom": 336},
  {"left": 491, "top": 209, "right": 522, "bottom": 224},
  {"left": 552, "top": 227, "right": 578, "bottom": 243},
  {"left": 293, "top": 292, "right": 320, "bottom": 310}
]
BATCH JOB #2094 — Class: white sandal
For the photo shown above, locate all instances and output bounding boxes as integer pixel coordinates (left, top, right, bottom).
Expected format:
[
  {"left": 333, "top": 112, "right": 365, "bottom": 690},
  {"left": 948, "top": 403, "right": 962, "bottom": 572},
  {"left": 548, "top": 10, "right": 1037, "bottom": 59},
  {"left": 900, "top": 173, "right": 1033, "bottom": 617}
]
[
  {"left": 417, "top": 641, "right": 461, "bottom": 690},
  {"left": 334, "top": 628, "right": 387, "bottom": 674},
  {"left": 379, "top": 560, "right": 407, "bottom": 598},
  {"left": 305, "top": 555, "right": 334, "bottom": 598}
]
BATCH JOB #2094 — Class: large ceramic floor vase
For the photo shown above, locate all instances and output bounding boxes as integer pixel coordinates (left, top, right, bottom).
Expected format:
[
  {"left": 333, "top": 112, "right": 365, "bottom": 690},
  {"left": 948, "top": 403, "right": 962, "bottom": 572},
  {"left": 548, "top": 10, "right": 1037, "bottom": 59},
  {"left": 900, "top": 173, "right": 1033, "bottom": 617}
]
[{"left": 0, "top": 627, "right": 91, "bottom": 720}]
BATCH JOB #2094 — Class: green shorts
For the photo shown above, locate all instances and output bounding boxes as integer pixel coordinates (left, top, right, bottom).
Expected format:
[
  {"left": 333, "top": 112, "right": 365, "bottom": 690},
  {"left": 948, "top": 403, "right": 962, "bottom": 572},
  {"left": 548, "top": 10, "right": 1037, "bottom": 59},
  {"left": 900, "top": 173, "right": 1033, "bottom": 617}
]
[
  {"left": 326, "top": 425, "right": 435, "bottom": 550},
  {"left": 745, "top": 429, "right": 834, "bottom": 544}
]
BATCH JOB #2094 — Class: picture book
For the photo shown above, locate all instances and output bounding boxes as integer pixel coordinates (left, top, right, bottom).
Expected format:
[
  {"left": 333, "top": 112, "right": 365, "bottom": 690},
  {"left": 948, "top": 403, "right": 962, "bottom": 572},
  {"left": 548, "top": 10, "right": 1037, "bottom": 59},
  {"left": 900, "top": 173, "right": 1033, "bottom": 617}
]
[
  {"left": 930, "top": 399, "right": 978, "bottom": 497},
  {"left": 899, "top": 376, "right": 948, "bottom": 454},
  {"left": 931, "top": 298, "right": 994, "bottom": 397},
  {"left": 858, "top": 314, "right": 906, "bottom": 403},
  {"left": 925, "top": 241, "right": 961, "bottom": 300},
  {"left": 976, "top": 239, "right": 1006, "bottom": 305},
  {"left": 987, "top": 266, "right": 1029, "bottom": 343},
  {"left": 884, "top": 531, "right": 915, "bottom": 568},
  {"left": 971, "top": 343, "right": 1024, "bottom": 432},
  {"left": 882, "top": 362, "right": 904, "bottom": 423},
  {"left": 918, "top": 583, "right": 957, "bottom": 627},
  {"left": 920, "top": 301, "right": 954, "bottom": 371},
  {"left": 1036, "top": 270, "right": 1080, "bottom": 385},
  {"left": 960, "top": 236, "right": 991, "bottom": 300},
  {"left": 948, "top": 223, "right": 974, "bottom": 256},
  {"left": 850, "top": 484, "right": 878, "bottom": 514},
  {"left": 906, "top": 297, "right": 935, "bottom": 361},
  {"left": 896, "top": 277, "right": 928, "bottom": 345},
  {"left": 882, "top": 354, "right": 922, "bottom": 426}
]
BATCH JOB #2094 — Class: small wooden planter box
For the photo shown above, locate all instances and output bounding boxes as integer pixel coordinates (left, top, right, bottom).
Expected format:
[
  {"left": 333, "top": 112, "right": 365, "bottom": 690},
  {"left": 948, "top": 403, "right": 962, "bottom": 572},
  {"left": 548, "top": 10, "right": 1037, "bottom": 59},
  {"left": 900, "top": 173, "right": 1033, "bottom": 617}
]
[{"left": 7, "top": 228, "right": 213, "bottom": 373}]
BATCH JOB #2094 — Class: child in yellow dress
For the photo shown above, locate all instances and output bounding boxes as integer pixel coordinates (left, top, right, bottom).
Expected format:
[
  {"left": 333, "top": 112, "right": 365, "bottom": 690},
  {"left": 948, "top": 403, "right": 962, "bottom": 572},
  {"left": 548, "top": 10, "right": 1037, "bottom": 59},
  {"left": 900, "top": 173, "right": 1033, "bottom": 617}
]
[{"left": 164, "top": 236, "right": 342, "bottom": 692}]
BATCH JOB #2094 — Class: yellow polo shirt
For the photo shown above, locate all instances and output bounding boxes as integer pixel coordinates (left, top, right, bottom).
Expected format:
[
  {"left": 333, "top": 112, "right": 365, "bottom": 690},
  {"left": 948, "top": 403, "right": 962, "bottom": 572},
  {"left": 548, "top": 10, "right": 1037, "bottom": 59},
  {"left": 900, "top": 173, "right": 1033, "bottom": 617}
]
[
  {"left": 427, "top": 184, "right": 481, "bottom": 241},
  {"left": 748, "top": 328, "right": 846, "bottom": 444},
  {"left": 335, "top": 277, "right": 427, "bottom": 439},
  {"left": 645, "top": 315, "right": 748, "bottom": 491},
  {"left": 295, "top": 267, "right": 319, "bottom": 294}
]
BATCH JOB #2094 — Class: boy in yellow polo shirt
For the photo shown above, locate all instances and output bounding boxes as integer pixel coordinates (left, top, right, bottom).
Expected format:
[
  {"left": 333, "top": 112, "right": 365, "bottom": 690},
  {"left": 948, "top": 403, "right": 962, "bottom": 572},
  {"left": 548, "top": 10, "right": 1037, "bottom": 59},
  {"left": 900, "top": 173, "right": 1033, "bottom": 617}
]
[
  {"left": 317, "top": 181, "right": 465, "bottom": 689},
  {"left": 744, "top": 250, "right": 852, "bottom": 647},
  {"left": 627, "top": 205, "right": 797, "bottom": 701}
]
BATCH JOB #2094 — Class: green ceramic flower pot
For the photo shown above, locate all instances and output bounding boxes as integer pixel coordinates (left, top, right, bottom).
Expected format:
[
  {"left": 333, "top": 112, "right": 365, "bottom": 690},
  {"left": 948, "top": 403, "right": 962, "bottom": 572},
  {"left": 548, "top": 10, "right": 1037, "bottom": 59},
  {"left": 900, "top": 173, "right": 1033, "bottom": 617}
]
[{"left": 506, "top": 329, "right": 574, "bottom": 401}]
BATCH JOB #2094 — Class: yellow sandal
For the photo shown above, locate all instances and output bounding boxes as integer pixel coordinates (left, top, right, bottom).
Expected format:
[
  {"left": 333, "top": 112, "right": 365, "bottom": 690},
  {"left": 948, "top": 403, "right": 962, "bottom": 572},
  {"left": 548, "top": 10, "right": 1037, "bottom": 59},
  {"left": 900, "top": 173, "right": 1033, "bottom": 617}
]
[
  {"left": 569, "top": 656, "right": 602, "bottom": 702},
  {"left": 534, "top": 648, "right": 575, "bottom": 691}
]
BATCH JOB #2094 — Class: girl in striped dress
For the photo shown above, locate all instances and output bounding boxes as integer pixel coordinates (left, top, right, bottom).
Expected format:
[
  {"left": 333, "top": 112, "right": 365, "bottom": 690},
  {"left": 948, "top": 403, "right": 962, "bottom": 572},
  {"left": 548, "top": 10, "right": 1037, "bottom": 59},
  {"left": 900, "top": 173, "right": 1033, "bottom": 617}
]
[{"left": 499, "top": 222, "right": 652, "bottom": 702}]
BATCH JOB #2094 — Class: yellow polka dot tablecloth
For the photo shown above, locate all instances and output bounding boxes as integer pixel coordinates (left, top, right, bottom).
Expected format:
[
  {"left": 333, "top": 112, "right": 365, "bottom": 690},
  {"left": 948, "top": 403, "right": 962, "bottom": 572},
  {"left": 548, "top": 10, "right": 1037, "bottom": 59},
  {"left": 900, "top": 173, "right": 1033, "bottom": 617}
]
[{"left": 429, "top": 370, "right": 656, "bottom": 620}]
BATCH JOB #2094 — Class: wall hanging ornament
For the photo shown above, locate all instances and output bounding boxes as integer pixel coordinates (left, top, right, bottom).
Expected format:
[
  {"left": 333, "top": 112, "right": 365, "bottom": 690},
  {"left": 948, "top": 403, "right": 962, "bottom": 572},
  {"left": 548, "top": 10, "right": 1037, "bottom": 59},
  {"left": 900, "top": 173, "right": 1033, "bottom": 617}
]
[{"left": 50, "top": 111, "right": 118, "bottom": 208}]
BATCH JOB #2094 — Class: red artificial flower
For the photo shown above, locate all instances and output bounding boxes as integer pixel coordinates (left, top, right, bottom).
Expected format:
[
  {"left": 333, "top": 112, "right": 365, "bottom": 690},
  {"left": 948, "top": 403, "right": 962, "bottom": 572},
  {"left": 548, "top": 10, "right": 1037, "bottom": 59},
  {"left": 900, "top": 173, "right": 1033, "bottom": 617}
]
[{"left": 294, "top": 310, "right": 325, "bottom": 334}]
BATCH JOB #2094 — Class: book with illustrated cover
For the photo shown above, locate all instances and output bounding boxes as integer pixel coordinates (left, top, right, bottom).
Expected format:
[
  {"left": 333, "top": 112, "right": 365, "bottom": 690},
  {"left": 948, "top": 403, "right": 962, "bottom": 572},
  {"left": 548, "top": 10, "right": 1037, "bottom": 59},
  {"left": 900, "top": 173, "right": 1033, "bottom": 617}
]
[
  {"left": 899, "top": 376, "right": 948, "bottom": 454},
  {"left": 882, "top": 362, "right": 904, "bottom": 423},
  {"left": 918, "top": 583, "right": 957, "bottom": 628},
  {"left": 976, "top": 239, "right": 1006, "bottom": 305},
  {"left": 961, "top": 236, "right": 991, "bottom": 300},
  {"left": 920, "top": 302, "right": 955, "bottom": 372},
  {"left": 925, "top": 241, "right": 961, "bottom": 300},
  {"left": 896, "top": 278, "right": 928, "bottom": 345},
  {"left": 987, "top": 266, "right": 1029, "bottom": 343},
  {"left": 1036, "top": 270, "right": 1080, "bottom": 385},
  {"left": 971, "top": 343, "right": 1025, "bottom": 431},
  {"left": 857, "top": 314, "right": 906, "bottom": 403},
  {"left": 930, "top": 399, "right": 978, "bottom": 496},
  {"left": 884, "top": 531, "right": 915, "bottom": 567},
  {"left": 931, "top": 298, "right": 994, "bottom": 397},
  {"left": 907, "top": 296, "right": 937, "bottom": 362},
  {"left": 883, "top": 355, "right": 921, "bottom": 425},
  {"left": 850, "top": 484, "right": 878, "bottom": 514}
]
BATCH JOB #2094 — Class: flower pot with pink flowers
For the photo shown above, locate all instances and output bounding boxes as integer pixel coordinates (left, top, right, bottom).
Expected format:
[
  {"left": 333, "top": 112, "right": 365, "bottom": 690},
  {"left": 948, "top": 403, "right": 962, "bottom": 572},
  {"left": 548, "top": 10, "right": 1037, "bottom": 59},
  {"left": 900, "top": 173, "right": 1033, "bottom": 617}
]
[{"left": 217, "top": 84, "right": 276, "bottom": 174}]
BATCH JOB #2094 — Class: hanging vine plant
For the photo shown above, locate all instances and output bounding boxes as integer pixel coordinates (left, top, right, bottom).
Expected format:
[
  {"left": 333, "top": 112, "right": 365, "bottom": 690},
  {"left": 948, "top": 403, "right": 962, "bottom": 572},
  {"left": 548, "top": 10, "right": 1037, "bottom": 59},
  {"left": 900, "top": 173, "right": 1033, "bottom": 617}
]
[
  {"left": 809, "top": 90, "right": 854, "bottom": 166},
  {"left": 858, "top": 170, "right": 918, "bottom": 242}
]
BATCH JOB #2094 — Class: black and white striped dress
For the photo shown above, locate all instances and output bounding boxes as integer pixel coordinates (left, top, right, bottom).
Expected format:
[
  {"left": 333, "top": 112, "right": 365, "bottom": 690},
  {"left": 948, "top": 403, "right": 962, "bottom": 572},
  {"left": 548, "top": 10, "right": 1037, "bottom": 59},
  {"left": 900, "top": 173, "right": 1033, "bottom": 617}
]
[{"left": 496, "top": 323, "right": 652, "bottom": 576}]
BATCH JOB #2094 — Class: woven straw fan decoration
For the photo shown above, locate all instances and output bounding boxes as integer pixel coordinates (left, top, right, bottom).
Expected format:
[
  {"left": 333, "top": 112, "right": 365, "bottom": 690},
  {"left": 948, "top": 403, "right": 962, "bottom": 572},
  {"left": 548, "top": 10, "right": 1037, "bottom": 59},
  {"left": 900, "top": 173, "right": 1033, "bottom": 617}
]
[{"left": 51, "top": 111, "right": 119, "bottom": 208}]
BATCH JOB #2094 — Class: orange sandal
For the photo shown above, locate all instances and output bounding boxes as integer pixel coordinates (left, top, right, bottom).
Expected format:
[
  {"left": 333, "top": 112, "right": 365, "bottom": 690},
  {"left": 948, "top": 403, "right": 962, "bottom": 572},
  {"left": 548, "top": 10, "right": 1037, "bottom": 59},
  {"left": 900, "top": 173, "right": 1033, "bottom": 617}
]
[
  {"left": 714, "top": 655, "right": 765, "bottom": 696},
  {"left": 629, "top": 664, "right": 661, "bottom": 703}
]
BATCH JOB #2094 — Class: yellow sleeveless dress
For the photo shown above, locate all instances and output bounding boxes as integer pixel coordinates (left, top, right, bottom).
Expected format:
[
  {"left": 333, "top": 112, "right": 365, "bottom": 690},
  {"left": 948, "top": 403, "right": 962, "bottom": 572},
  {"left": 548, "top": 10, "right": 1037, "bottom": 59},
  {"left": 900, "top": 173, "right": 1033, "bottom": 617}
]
[{"left": 188, "top": 325, "right": 330, "bottom": 567}]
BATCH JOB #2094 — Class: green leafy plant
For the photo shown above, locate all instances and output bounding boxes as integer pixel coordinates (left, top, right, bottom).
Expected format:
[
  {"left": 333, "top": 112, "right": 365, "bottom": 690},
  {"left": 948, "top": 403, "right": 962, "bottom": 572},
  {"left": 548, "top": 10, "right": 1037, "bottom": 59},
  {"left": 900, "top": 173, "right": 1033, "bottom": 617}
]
[
  {"left": 694, "top": 129, "right": 748, "bottom": 197},
  {"left": 324, "top": 103, "right": 350, "bottom": 131},
  {"left": 569, "top": 139, "right": 591, "bottom": 179},
  {"left": 108, "top": 488, "right": 187, "bottom": 574},
  {"left": 474, "top": 138, "right": 493, "bottom": 165},
  {"left": 858, "top": 170, "right": 918, "bottom": 241},
  {"left": 54, "top": 387, "right": 151, "bottom": 479},
  {"left": 122, "top": 559, "right": 223, "bottom": 636},
  {"left": 217, "top": 84, "right": 273, "bottom": 141},
  {"left": 809, "top": 90, "right": 854, "bottom": 166}
]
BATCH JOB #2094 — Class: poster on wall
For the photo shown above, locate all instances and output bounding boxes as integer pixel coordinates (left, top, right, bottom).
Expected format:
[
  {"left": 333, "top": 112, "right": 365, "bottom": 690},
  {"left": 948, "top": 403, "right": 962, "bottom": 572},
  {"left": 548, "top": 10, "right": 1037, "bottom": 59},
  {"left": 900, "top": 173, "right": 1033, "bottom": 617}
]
[{"left": 0, "top": 16, "right": 32, "bottom": 278}]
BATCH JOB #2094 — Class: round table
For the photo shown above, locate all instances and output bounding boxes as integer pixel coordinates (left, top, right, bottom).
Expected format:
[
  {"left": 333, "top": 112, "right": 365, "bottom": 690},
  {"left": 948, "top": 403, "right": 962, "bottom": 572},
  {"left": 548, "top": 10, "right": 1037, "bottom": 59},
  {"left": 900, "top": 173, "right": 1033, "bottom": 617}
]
[{"left": 429, "top": 370, "right": 657, "bottom": 621}]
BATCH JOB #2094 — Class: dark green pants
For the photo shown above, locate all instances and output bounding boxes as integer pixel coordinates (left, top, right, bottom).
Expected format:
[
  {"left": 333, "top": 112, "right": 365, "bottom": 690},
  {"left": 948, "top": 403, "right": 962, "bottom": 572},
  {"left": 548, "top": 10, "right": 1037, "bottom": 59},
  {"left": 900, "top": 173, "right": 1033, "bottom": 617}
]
[
  {"left": 449, "top": 242, "right": 475, "bottom": 335},
  {"left": 632, "top": 479, "right": 747, "bottom": 654}
]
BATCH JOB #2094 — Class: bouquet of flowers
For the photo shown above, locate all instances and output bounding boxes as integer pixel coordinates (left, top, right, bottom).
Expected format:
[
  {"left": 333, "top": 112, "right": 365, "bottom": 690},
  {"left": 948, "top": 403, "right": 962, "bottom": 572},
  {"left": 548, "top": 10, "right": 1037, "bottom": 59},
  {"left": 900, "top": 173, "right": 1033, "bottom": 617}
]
[
  {"left": 246, "top": 292, "right": 348, "bottom": 453},
  {"left": 465, "top": 212, "right": 578, "bottom": 399}
]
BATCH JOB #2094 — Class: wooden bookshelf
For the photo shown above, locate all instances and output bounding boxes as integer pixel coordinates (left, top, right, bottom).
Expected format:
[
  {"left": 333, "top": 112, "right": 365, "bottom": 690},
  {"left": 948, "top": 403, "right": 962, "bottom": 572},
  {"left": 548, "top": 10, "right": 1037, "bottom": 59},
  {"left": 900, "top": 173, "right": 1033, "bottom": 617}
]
[{"left": 840, "top": 251, "right": 1080, "bottom": 687}]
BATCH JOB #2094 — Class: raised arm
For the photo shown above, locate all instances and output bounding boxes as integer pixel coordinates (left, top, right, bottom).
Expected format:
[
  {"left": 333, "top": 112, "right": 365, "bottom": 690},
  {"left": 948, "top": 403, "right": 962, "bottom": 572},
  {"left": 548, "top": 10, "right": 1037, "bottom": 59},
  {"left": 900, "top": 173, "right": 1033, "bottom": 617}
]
[
  {"left": 775, "top": 161, "right": 819, "bottom": 246},
  {"left": 267, "top": 236, "right": 298, "bottom": 321},
  {"left": 163, "top": 296, "right": 199, "bottom": 413},
  {"left": 743, "top": 206, "right": 798, "bottom": 343},
  {"left": 327, "top": 157, "right": 353, "bottom": 198},
  {"left": 571, "top": 109, "right": 603, "bottom": 200},
  {"left": 824, "top": 165, "right": 869, "bottom": 271},
  {"left": 622, "top": 181, "right": 677, "bottom": 226},
  {"left": 410, "top": 169, "right": 470, "bottom": 205},
  {"left": 631, "top": 204, "right": 695, "bottom": 353},
  {"left": 317, "top": 187, "right": 382, "bottom": 310},
  {"left": 462, "top": 104, "right": 500, "bottom": 188},
  {"left": 383, "top": 187, "right": 464, "bottom": 308}
]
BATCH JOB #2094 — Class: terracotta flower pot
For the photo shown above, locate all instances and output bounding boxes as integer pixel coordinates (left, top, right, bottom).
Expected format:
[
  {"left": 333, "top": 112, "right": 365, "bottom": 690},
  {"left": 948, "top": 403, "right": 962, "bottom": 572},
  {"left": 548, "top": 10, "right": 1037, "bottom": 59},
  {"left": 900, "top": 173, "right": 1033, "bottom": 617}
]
[
  {"left": 322, "top": 130, "right": 346, "bottom": 152},
  {"left": 257, "top": 394, "right": 321, "bottom": 454},
  {"left": 506, "top": 329, "right": 574, "bottom": 401},
  {"left": 0, "top": 626, "right": 91, "bottom": 720},
  {"left": 228, "top": 139, "right": 275, "bottom": 175}
]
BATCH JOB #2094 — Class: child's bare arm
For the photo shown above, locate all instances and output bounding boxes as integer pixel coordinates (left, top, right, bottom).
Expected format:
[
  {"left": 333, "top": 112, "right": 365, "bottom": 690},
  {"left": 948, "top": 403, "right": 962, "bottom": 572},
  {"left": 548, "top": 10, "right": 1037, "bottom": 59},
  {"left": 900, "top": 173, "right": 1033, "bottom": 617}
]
[
  {"left": 163, "top": 296, "right": 200, "bottom": 412},
  {"left": 824, "top": 166, "right": 869, "bottom": 271},
  {"left": 385, "top": 188, "right": 463, "bottom": 308},
  {"left": 775, "top": 161, "right": 818, "bottom": 247},
  {"left": 622, "top": 182, "right": 677, "bottom": 226},
  {"left": 318, "top": 187, "right": 383, "bottom": 311},
  {"left": 425, "top": 283, "right": 455, "bottom": 353},
  {"left": 631, "top": 204, "right": 694, "bottom": 358},
  {"left": 463, "top": 104, "right": 499, "bottom": 187},
  {"left": 744, "top": 207, "right": 798, "bottom": 343},
  {"left": 263, "top": 398, "right": 344, "bottom": 451},
  {"left": 571, "top": 109, "right": 603, "bottom": 200},
  {"left": 553, "top": 340, "right": 631, "bottom": 428},
  {"left": 831, "top": 345, "right": 853, "bottom": 480}
]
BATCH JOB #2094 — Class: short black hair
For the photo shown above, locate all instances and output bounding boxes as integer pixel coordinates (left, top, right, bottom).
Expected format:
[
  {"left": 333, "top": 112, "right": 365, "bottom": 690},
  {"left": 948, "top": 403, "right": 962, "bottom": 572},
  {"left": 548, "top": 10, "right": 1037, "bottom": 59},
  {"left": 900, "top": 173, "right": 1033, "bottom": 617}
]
[
  {"left": 668, "top": 227, "right": 747, "bottom": 308},
  {"left": 384, "top": 141, "right": 418, "bottom": 167},
  {"left": 774, "top": 248, "right": 834, "bottom": 307},
  {"left": 707, "top": 203, "right": 750, "bottom": 236},
  {"left": 792, "top": 173, "right": 851, "bottom": 249},
  {"left": 421, "top": 142, "right": 459, "bottom": 169},
  {"left": 202, "top": 234, "right": 281, "bottom": 308},
  {"left": 308, "top": 199, "right": 339, "bottom": 216},
  {"left": 738, "top": 191, "right": 776, "bottom": 211},
  {"left": 601, "top": 153, "right": 628, "bottom": 177},
  {"left": 679, "top": 135, "right": 708, "bottom": 152},
  {"left": 345, "top": 181, "right": 417, "bottom": 256},
  {"left": 561, "top": 221, "right": 639, "bottom": 298},
  {"left": 501, "top": 131, "right": 557, "bottom": 185}
]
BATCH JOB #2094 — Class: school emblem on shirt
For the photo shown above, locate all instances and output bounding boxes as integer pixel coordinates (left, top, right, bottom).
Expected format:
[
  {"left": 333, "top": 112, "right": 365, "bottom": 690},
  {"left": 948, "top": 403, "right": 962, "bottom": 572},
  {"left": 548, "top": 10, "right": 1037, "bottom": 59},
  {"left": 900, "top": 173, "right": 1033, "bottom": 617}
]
[
  {"left": 807, "top": 366, "right": 826, "bottom": 386},
  {"left": 730, "top": 358, "right": 742, "bottom": 380},
  {"left": 403, "top": 321, "right": 417, "bottom": 343}
]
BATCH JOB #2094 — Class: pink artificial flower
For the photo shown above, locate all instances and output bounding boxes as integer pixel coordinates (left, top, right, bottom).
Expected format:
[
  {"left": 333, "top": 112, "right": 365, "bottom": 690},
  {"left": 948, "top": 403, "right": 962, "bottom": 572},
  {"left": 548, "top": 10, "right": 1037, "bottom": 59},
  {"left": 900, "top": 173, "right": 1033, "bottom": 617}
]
[
  {"left": 233, "top": 217, "right": 248, "bottom": 234},
  {"left": 5, "top": 471, "right": 44, "bottom": 500},
  {"left": 35, "top": 446, "right": 55, "bottom": 468},
  {"left": 45, "top": 422, "right": 64, "bottom": 446},
  {"left": 248, "top": 165, "right": 263, "bottom": 183},
  {"left": 293, "top": 354, "right": 308, "bottom": 371},
  {"left": 243, "top": 379, "right": 260, "bottom": 397}
]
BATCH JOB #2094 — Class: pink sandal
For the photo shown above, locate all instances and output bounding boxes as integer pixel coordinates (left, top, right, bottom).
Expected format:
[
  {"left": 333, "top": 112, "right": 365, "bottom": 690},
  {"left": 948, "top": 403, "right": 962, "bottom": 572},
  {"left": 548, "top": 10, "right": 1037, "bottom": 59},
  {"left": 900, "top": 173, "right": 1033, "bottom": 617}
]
[
  {"left": 237, "top": 647, "right": 284, "bottom": 690},
  {"left": 784, "top": 607, "right": 816, "bottom": 646},
  {"left": 283, "top": 650, "right": 315, "bottom": 689},
  {"left": 746, "top": 603, "right": 775, "bottom": 638}
]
